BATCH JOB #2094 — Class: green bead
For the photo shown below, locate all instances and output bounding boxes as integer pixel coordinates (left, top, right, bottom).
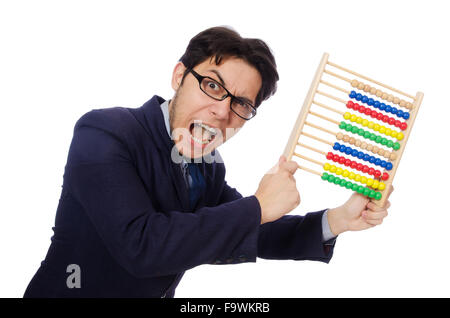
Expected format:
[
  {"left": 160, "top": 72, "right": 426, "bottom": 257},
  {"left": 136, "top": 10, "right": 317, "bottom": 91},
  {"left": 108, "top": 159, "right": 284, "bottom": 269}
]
[
  {"left": 375, "top": 136, "right": 382, "bottom": 143},
  {"left": 387, "top": 140, "right": 394, "bottom": 148},
  {"left": 328, "top": 175, "right": 335, "bottom": 183},
  {"left": 369, "top": 190, "right": 376, "bottom": 198},
  {"left": 357, "top": 186, "right": 364, "bottom": 194},
  {"left": 345, "top": 181, "right": 353, "bottom": 189},
  {"left": 381, "top": 138, "right": 388, "bottom": 145},
  {"left": 364, "top": 131, "right": 371, "bottom": 139},
  {"left": 375, "top": 192, "right": 382, "bottom": 200},
  {"left": 358, "top": 128, "right": 365, "bottom": 136},
  {"left": 349, "top": 125, "right": 356, "bottom": 133},
  {"left": 393, "top": 142, "right": 401, "bottom": 150},
  {"left": 352, "top": 184, "right": 359, "bottom": 191},
  {"left": 339, "top": 121, "right": 347, "bottom": 129},
  {"left": 333, "top": 177, "right": 341, "bottom": 185},
  {"left": 321, "top": 173, "right": 328, "bottom": 180},
  {"left": 370, "top": 133, "right": 377, "bottom": 141},
  {"left": 340, "top": 179, "right": 346, "bottom": 187},
  {"left": 363, "top": 188, "right": 370, "bottom": 196}
]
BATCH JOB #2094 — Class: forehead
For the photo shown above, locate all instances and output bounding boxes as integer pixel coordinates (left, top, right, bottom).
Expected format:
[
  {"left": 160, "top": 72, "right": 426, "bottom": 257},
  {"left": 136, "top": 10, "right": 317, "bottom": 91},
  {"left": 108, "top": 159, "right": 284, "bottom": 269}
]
[{"left": 195, "top": 57, "right": 262, "bottom": 102}]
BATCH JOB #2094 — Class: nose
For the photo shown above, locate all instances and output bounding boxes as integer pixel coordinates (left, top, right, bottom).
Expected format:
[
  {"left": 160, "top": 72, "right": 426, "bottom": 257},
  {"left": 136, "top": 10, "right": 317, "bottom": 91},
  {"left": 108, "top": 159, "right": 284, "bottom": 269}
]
[{"left": 209, "top": 98, "right": 231, "bottom": 121}]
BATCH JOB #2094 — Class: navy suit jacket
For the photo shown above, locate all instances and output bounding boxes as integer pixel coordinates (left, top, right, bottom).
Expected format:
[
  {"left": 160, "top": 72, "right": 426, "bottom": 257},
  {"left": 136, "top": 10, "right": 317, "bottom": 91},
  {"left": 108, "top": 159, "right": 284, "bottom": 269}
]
[{"left": 24, "top": 95, "right": 335, "bottom": 298}]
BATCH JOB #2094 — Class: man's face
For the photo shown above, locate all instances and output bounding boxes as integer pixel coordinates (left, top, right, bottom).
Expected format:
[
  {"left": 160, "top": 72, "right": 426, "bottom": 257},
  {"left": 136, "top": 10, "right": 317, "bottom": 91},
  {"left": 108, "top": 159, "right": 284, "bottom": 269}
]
[{"left": 169, "top": 57, "right": 262, "bottom": 159}]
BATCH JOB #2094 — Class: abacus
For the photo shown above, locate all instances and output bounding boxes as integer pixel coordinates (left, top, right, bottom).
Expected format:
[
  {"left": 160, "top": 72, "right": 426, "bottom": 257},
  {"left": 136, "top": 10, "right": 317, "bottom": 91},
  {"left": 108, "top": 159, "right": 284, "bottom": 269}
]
[{"left": 283, "top": 53, "right": 424, "bottom": 207}]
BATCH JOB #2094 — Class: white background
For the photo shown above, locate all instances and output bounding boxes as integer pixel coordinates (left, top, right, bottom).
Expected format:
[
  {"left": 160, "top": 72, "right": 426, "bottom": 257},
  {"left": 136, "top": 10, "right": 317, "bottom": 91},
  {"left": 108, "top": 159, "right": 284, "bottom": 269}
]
[{"left": 1, "top": 0, "right": 449, "bottom": 298}]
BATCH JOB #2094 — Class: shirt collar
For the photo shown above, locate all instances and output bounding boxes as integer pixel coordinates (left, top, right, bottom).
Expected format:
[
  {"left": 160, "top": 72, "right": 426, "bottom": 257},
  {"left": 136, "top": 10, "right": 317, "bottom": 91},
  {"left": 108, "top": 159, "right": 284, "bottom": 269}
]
[{"left": 160, "top": 99, "right": 172, "bottom": 138}]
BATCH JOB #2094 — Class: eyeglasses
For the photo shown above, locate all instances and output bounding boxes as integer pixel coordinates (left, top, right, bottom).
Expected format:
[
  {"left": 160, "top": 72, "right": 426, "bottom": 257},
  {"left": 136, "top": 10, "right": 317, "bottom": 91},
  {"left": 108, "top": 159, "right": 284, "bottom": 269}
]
[{"left": 189, "top": 69, "right": 257, "bottom": 120}]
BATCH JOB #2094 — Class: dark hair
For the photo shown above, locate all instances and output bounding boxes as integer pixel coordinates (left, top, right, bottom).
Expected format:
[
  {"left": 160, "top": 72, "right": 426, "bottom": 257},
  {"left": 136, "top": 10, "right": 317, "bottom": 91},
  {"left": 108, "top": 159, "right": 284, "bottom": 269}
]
[{"left": 179, "top": 26, "right": 279, "bottom": 107}]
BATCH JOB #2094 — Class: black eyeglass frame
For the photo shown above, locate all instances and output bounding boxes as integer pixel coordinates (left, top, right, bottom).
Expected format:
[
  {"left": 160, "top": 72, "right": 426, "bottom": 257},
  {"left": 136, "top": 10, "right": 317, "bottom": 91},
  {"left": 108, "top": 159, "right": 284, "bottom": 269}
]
[{"left": 189, "top": 69, "right": 257, "bottom": 120}]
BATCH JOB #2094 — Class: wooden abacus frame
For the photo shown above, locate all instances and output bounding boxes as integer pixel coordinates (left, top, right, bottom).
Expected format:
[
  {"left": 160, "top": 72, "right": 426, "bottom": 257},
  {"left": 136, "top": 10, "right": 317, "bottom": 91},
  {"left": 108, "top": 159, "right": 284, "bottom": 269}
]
[{"left": 283, "top": 53, "right": 424, "bottom": 207}]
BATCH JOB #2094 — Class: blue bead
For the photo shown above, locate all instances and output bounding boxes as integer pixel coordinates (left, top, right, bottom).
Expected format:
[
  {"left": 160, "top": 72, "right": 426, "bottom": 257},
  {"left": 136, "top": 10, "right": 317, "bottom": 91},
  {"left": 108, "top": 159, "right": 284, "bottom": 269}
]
[
  {"left": 364, "top": 154, "right": 370, "bottom": 161},
  {"left": 351, "top": 149, "right": 358, "bottom": 157},
  {"left": 369, "top": 156, "right": 376, "bottom": 164},
  {"left": 403, "top": 112, "right": 410, "bottom": 120},
  {"left": 345, "top": 147, "right": 352, "bottom": 155},
  {"left": 386, "top": 162, "right": 393, "bottom": 170},
  {"left": 397, "top": 109, "right": 403, "bottom": 117},
  {"left": 381, "top": 161, "right": 387, "bottom": 168},
  {"left": 356, "top": 93, "right": 362, "bottom": 101},
  {"left": 391, "top": 107, "right": 398, "bottom": 115},
  {"left": 358, "top": 152, "right": 364, "bottom": 159},
  {"left": 362, "top": 96, "right": 369, "bottom": 103},
  {"left": 368, "top": 98, "right": 374, "bottom": 106},
  {"left": 385, "top": 105, "right": 392, "bottom": 113},
  {"left": 333, "top": 142, "right": 340, "bottom": 150},
  {"left": 374, "top": 101, "right": 380, "bottom": 108},
  {"left": 349, "top": 91, "right": 356, "bottom": 98},
  {"left": 340, "top": 145, "right": 346, "bottom": 152},
  {"left": 375, "top": 158, "right": 381, "bottom": 165},
  {"left": 380, "top": 103, "right": 386, "bottom": 111}
]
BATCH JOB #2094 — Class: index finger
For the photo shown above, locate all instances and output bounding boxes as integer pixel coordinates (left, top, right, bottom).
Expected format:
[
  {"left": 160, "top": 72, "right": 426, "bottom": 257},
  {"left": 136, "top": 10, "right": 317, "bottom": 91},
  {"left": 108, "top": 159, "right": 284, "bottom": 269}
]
[{"left": 280, "top": 160, "right": 299, "bottom": 175}]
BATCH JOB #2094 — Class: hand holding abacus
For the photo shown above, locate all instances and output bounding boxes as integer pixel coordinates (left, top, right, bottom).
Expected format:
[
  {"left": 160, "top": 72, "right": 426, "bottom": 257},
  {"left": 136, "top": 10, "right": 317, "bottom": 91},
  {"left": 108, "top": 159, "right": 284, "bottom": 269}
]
[
  {"left": 255, "top": 156, "right": 300, "bottom": 225},
  {"left": 327, "top": 185, "right": 394, "bottom": 236}
]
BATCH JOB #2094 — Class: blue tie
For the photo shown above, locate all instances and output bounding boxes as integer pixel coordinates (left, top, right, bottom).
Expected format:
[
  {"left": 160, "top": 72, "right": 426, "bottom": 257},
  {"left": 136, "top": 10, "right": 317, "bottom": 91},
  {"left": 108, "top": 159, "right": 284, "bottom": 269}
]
[{"left": 187, "top": 163, "right": 206, "bottom": 209}]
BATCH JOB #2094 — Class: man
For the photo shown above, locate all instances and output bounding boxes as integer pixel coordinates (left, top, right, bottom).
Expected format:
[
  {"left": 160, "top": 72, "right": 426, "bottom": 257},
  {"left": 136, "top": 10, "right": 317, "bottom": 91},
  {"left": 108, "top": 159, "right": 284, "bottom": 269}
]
[{"left": 24, "top": 26, "right": 390, "bottom": 298}]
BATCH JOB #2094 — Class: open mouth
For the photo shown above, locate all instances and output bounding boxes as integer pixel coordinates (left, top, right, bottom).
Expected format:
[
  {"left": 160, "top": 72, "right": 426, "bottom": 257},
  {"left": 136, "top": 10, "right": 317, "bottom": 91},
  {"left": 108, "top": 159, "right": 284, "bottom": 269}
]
[{"left": 189, "top": 121, "right": 217, "bottom": 148}]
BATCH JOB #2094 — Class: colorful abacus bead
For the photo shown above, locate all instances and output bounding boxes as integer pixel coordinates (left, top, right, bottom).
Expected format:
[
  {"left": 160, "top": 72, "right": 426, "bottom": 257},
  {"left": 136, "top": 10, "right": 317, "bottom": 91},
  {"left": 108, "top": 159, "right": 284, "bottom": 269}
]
[
  {"left": 349, "top": 91, "right": 410, "bottom": 120},
  {"left": 321, "top": 172, "right": 382, "bottom": 200}
]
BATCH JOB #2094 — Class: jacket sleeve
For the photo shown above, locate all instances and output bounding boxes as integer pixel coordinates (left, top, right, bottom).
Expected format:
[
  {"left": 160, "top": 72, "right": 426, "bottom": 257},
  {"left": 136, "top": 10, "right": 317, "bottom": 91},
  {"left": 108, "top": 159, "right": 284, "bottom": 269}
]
[
  {"left": 219, "top": 181, "right": 336, "bottom": 263},
  {"left": 63, "top": 112, "right": 261, "bottom": 279}
]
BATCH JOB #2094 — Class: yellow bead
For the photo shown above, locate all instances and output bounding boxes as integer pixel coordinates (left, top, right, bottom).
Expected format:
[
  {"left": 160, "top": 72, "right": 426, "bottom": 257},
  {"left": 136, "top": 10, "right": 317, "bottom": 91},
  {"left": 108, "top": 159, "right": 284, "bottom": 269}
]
[
  {"left": 330, "top": 165, "right": 337, "bottom": 173},
  {"left": 324, "top": 163, "right": 331, "bottom": 171},
  {"left": 350, "top": 114, "right": 357, "bottom": 122},
  {"left": 362, "top": 119, "right": 369, "bottom": 127},
  {"left": 368, "top": 122, "right": 374, "bottom": 129},
  {"left": 354, "top": 174, "right": 361, "bottom": 182},
  {"left": 374, "top": 124, "right": 380, "bottom": 131},
  {"left": 343, "top": 170, "right": 350, "bottom": 178},
  {"left": 344, "top": 112, "right": 351, "bottom": 120},
  {"left": 349, "top": 172, "right": 355, "bottom": 180},
  {"left": 385, "top": 128, "right": 392, "bottom": 136},
  {"left": 397, "top": 132, "right": 404, "bottom": 140},
  {"left": 372, "top": 180, "right": 380, "bottom": 189},
  {"left": 378, "top": 182, "right": 386, "bottom": 191},
  {"left": 360, "top": 176, "right": 367, "bottom": 184},
  {"left": 336, "top": 167, "right": 343, "bottom": 175},
  {"left": 379, "top": 126, "right": 386, "bottom": 134},
  {"left": 366, "top": 178, "right": 374, "bottom": 186},
  {"left": 391, "top": 131, "right": 398, "bottom": 138},
  {"left": 356, "top": 117, "right": 363, "bottom": 124}
]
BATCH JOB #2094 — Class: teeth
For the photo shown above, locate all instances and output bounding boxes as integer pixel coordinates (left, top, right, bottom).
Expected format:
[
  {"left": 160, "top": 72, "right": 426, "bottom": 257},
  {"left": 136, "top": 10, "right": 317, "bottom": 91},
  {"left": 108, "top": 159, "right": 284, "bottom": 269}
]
[
  {"left": 191, "top": 135, "right": 210, "bottom": 145},
  {"left": 194, "top": 122, "right": 217, "bottom": 136}
]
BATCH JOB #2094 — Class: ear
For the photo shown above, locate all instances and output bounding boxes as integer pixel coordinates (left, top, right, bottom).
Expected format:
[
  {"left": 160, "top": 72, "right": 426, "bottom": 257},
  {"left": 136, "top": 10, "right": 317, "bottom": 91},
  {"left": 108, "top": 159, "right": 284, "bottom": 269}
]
[{"left": 171, "top": 61, "right": 187, "bottom": 91}]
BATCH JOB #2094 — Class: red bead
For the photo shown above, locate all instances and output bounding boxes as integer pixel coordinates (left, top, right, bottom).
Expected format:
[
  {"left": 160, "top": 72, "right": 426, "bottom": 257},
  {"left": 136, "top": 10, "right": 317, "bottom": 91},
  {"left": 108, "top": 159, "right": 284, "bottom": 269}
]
[
  {"left": 382, "top": 115, "right": 389, "bottom": 123},
  {"left": 359, "top": 106, "right": 366, "bottom": 113},
  {"left": 376, "top": 113, "right": 383, "bottom": 120},
  {"left": 345, "top": 159, "right": 351, "bottom": 166},
  {"left": 368, "top": 168, "right": 375, "bottom": 176},
  {"left": 382, "top": 172, "right": 389, "bottom": 180},
  {"left": 333, "top": 154, "right": 339, "bottom": 162},
  {"left": 388, "top": 118, "right": 395, "bottom": 125},
  {"left": 346, "top": 101, "right": 354, "bottom": 109},
  {"left": 371, "top": 110, "right": 378, "bottom": 118},
  {"left": 374, "top": 170, "right": 381, "bottom": 178},
  {"left": 351, "top": 162, "right": 357, "bottom": 169},
  {"left": 362, "top": 165, "right": 369, "bottom": 173},
  {"left": 356, "top": 163, "right": 363, "bottom": 171},
  {"left": 400, "top": 122, "right": 407, "bottom": 130},
  {"left": 365, "top": 108, "right": 372, "bottom": 116},
  {"left": 394, "top": 120, "right": 401, "bottom": 127},
  {"left": 326, "top": 152, "right": 333, "bottom": 160},
  {"left": 339, "top": 156, "right": 346, "bottom": 164}
]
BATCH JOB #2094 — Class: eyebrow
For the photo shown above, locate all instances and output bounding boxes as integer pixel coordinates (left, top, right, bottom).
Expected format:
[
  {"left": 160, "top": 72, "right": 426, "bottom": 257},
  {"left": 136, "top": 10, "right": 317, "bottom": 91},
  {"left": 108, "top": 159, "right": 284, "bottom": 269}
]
[{"left": 207, "top": 69, "right": 255, "bottom": 106}]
